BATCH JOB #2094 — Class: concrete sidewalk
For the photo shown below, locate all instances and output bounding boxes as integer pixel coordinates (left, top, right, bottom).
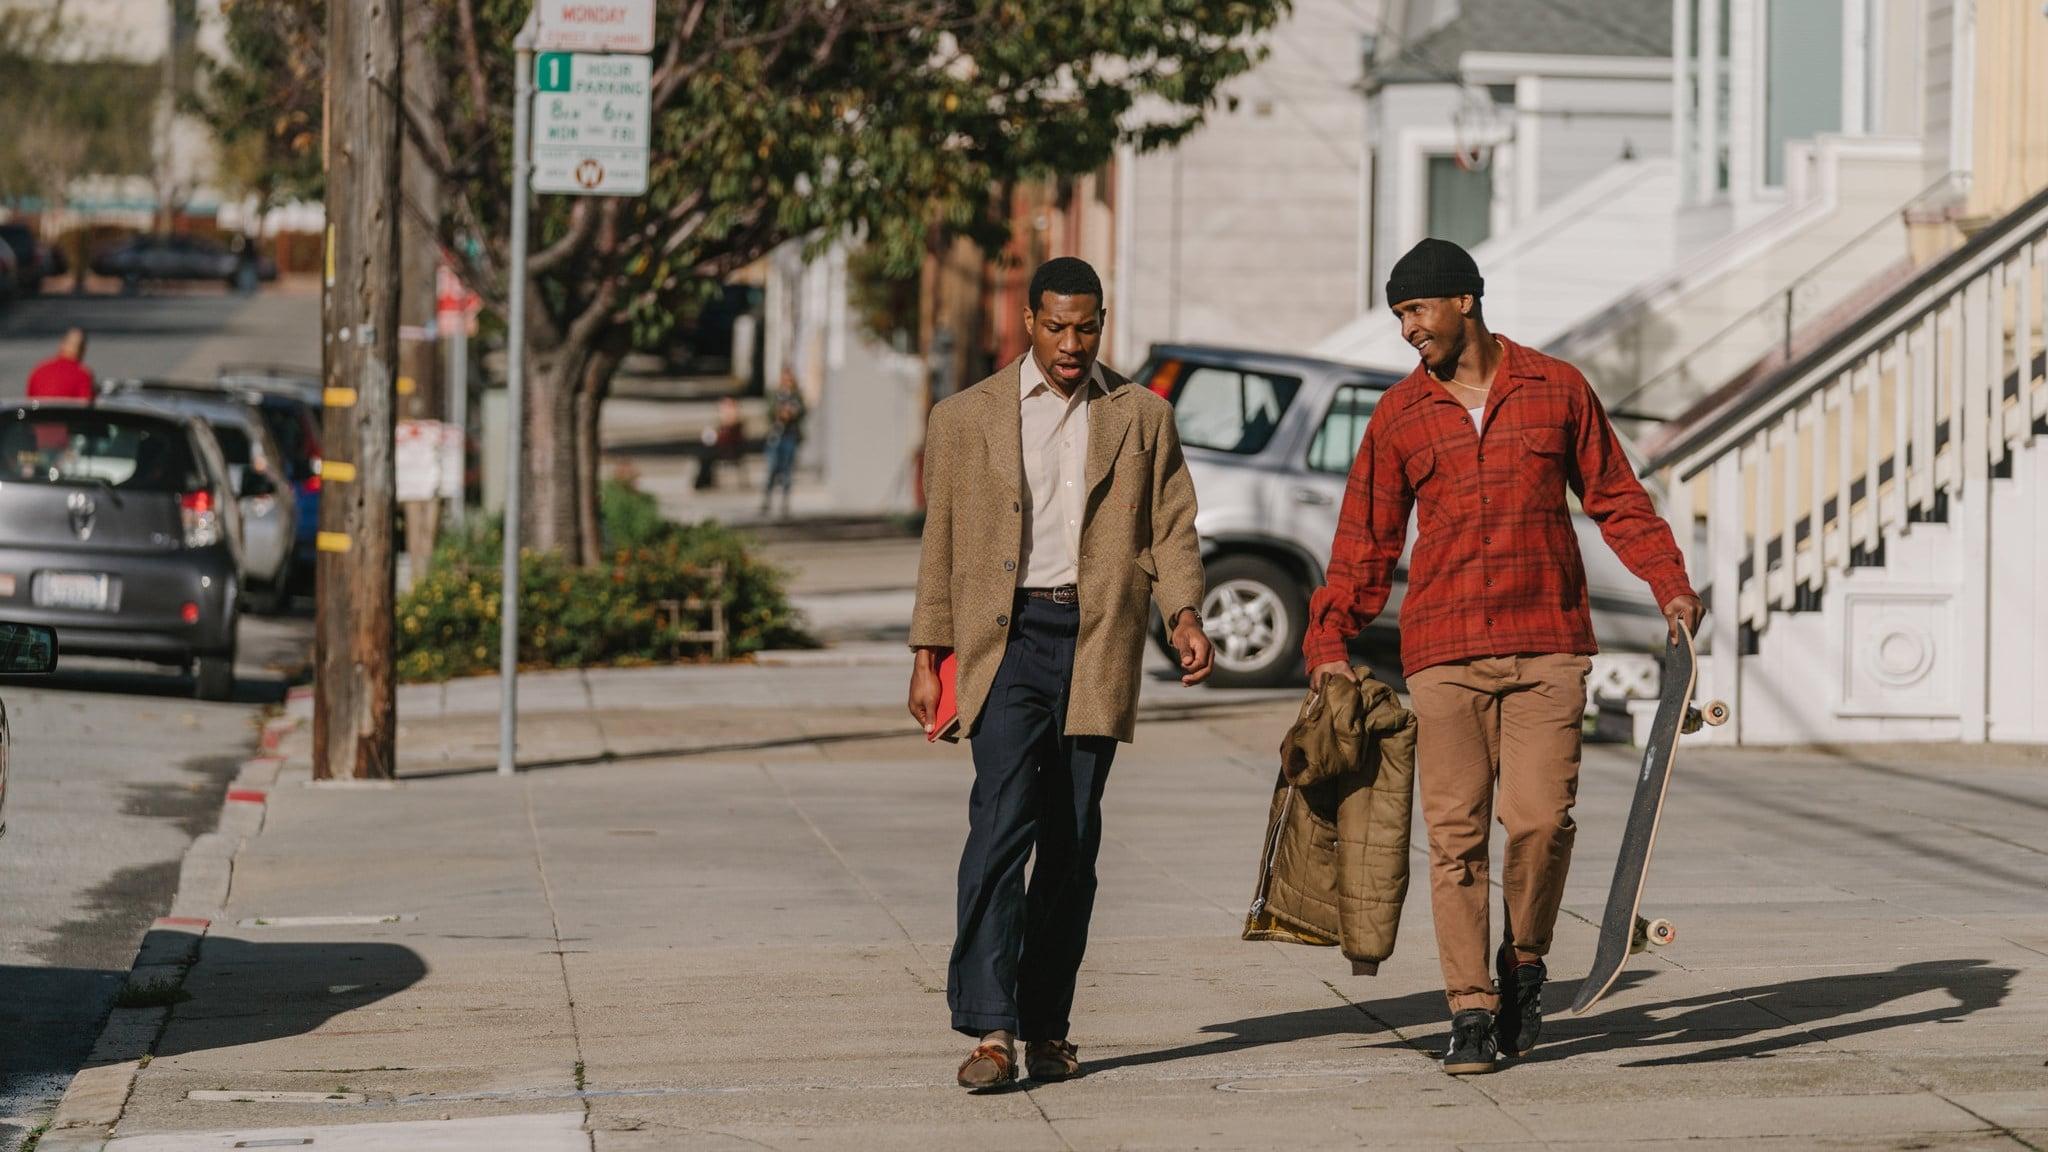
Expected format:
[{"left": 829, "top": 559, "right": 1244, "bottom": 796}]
[{"left": 59, "top": 660, "right": 2048, "bottom": 1150}]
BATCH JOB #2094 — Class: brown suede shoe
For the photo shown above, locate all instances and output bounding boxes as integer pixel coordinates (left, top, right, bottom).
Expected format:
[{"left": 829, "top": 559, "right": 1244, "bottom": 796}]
[
  {"left": 956, "top": 1039, "right": 1016, "bottom": 1090},
  {"left": 1025, "top": 1039, "right": 1082, "bottom": 1082}
]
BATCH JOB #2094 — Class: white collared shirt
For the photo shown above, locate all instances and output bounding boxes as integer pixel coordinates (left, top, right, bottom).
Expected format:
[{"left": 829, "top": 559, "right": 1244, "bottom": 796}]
[{"left": 1018, "top": 354, "right": 1106, "bottom": 588}]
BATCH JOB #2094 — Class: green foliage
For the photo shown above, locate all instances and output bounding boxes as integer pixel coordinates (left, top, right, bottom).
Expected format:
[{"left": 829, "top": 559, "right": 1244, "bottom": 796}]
[
  {"left": 396, "top": 480, "right": 813, "bottom": 682},
  {"left": 0, "top": 8, "right": 158, "bottom": 204},
  {"left": 187, "top": 0, "right": 325, "bottom": 206}
]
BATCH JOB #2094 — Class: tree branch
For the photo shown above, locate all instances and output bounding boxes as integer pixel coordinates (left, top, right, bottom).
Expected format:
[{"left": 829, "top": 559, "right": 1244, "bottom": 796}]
[{"left": 528, "top": 200, "right": 600, "bottom": 276}]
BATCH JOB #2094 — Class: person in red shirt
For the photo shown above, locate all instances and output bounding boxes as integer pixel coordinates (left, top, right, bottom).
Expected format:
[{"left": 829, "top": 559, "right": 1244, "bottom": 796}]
[
  {"left": 26, "top": 328, "right": 95, "bottom": 403},
  {"left": 1304, "top": 238, "right": 1702, "bottom": 1076}
]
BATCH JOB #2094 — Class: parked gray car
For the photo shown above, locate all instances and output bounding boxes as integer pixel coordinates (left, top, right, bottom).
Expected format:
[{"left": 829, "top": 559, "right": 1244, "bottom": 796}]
[
  {"left": 0, "top": 404, "right": 251, "bottom": 699},
  {"left": 1136, "top": 344, "right": 1670, "bottom": 689},
  {"left": 102, "top": 380, "right": 299, "bottom": 614},
  {"left": 0, "top": 621, "right": 60, "bottom": 840}
]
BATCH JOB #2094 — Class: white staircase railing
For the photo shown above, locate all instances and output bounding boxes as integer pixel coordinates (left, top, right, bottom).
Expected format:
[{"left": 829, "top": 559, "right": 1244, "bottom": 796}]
[{"left": 1648, "top": 187, "right": 2048, "bottom": 741}]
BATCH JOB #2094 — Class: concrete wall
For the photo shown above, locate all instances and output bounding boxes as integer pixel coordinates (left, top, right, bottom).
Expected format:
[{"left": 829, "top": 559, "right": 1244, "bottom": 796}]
[{"left": 1117, "top": 0, "right": 1374, "bottom": 361}]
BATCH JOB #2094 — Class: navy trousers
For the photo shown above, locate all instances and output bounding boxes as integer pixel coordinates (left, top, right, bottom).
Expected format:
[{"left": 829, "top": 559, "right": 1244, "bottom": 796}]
[{"left": 947, "top": 595, "right": 1117, "bottom": 1039}]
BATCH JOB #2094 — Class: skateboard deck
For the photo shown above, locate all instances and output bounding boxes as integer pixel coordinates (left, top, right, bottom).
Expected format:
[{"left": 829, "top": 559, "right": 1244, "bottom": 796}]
[{"left": 1570, "top": 623, "right": 1727, "bottom": 1015}]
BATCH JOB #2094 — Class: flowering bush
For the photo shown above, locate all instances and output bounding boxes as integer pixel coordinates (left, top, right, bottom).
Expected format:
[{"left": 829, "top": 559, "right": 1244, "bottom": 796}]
[{"left": 395, "top": 480, "right": 812, "bottom": 682}]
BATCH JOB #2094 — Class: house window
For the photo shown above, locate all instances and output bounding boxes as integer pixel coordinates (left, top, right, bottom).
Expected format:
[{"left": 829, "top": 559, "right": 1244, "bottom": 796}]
[
  {"left": 1763, "top": 0, "right": 1843, "bottom": 187},
  {"left": 1426, "top": 155, "right": 1493, "bottom": 250}
]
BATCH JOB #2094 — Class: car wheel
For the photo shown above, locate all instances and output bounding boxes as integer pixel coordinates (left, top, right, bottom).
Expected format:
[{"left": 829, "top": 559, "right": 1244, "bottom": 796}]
[
  {"left": 1198, "top": 554, "right": 1309, "bottom": 689},
  {"left": 194, "top": 652, "right": 235, "bottom": 701},
  {"left": 245, "top": 577, "right": 286, "bottom": 617}
]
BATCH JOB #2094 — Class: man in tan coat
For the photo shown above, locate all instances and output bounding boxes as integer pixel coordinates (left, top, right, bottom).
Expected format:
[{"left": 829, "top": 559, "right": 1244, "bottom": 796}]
[{"left": 908, "top": 257, "right": 1213, "bottom": 1089}]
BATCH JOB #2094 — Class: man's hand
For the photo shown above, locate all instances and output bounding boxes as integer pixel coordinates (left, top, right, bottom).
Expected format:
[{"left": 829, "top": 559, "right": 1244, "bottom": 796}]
[
  {"left": 1170, "top": 609, "right": 1214, "bottom": 687},
  {"left": 1662, "top": 594, "right": 1705, "bottom": 644},
  {"left": 908, "top": 647, "right": 944, "bottom": 734},
  {"left": 1309, "top": 661, "right": 1357, "bottom": 689}
]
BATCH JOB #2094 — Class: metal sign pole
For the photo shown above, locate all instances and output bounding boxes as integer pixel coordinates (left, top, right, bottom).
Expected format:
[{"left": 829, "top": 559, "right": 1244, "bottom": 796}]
[{"left": 500, "top": 14, "right": 535, "bottom": 777}]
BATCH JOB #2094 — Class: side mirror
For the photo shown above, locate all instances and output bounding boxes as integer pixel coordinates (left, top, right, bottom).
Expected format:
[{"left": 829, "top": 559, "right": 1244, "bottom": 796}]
[
  {"left": 0, "top": 622, "right": 58, "bottom": 674},
  {"left": 239, "top": 469, "right": 276, "bottom": 499}
]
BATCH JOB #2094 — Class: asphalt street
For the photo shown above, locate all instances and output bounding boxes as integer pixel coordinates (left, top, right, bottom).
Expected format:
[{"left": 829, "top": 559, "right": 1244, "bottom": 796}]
[{"left": 0, "top": 287, "right": 319, "bottom": 1148}]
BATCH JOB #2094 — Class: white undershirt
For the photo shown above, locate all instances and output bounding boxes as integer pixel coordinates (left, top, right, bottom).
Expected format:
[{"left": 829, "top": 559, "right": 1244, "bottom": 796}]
[{"left": 1467, "top": 406, "right": 1484, "bottom": 434}]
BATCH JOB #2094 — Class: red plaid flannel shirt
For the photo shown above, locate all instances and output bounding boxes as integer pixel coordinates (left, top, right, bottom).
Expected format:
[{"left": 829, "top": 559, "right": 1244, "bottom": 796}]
[{"left": 1303, "top": 336, "right": 1694, "bottom": 676}]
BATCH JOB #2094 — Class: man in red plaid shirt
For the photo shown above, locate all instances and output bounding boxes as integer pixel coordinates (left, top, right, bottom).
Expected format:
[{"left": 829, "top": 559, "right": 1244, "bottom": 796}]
[{"left": 1304, "top": 238, "right": 1702, "bottom": 1075}]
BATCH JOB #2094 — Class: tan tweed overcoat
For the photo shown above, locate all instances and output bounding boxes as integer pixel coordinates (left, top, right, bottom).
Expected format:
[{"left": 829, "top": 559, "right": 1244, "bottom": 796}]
[{"left": 909, "top": 357, "right": 1205, "bottom": 743}]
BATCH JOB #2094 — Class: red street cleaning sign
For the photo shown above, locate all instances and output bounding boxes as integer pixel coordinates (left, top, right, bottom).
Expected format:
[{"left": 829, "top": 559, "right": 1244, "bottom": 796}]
[{"left": 535, "top": 0, "right": 655, "bottom": 53}]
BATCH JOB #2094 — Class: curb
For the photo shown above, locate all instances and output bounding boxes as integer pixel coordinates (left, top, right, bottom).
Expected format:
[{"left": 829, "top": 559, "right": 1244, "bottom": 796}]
[{"left": 37, "top": 717, "right": 300, "bottom": 1152}]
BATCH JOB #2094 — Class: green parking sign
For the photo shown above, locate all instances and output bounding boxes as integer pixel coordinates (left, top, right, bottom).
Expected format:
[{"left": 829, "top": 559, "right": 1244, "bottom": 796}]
[{"left": 536, "top": 52, "right": 572, "bottom": 93}]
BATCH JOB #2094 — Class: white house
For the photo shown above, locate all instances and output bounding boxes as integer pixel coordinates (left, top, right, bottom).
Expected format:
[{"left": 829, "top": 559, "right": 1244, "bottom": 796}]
[{"left": 1111, "top": 0, "right": 1378, "bottom": 362}]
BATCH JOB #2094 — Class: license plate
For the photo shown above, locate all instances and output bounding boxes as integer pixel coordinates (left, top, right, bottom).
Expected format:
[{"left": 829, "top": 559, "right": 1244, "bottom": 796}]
[{"left": 34, "top": 572, "right": 113, "bottom": 611}]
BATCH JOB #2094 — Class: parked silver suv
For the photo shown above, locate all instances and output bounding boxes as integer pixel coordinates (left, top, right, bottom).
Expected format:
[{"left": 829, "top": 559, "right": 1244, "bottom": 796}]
[{"left": 1136, "top": 344, "right": 1670, "bottom": 689}]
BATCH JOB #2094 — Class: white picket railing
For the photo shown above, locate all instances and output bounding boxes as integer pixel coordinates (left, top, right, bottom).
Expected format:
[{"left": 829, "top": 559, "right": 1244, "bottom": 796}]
[{"left": 1650, "top": 188, "right": 2048, "bottom": 740}]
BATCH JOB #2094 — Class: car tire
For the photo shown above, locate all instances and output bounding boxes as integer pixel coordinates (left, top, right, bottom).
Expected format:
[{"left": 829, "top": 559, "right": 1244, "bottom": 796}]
[
  {"left": 194, "top": 652, "right": 235, "bottom": 701},
  {"left": 245, "top": 577, "right": 286, "bottom": 617},
  {"left": 1196, "top": 553, "right": 1310, "bottom": 690}
]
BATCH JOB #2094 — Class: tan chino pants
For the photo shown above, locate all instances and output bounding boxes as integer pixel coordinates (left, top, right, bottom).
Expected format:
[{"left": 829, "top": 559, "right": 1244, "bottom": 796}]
[{"left": 1406, "top": 653, "right": 1591, "bottom": 1013}]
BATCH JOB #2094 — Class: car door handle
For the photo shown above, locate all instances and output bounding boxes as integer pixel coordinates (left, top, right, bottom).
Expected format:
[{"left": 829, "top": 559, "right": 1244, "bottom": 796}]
[{"left": 1292, "top": 488, "right": 1334, "bottom": 506}]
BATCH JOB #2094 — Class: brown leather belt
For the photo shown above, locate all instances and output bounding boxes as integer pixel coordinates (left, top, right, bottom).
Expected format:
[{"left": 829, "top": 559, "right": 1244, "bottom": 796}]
[{"left": 1019, "top": 585, "right": 1079, "bottom": 605}]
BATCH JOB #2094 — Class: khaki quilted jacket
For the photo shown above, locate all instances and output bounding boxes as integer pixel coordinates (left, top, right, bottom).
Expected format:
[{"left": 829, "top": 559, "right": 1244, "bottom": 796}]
[{"left": 1243, "top": 673, "right": 1416, "bottom": 972}]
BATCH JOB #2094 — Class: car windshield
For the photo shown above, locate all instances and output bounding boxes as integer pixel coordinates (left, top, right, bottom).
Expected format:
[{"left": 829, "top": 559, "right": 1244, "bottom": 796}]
[{"left": 0, "top": 412, "right": 200, "bottom": 492}]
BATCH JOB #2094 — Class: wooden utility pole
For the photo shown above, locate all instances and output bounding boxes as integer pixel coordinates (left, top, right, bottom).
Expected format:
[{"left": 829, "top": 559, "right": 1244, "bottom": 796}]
[{"left": 314, "top": 0, "right": 402, "bottom": 781}]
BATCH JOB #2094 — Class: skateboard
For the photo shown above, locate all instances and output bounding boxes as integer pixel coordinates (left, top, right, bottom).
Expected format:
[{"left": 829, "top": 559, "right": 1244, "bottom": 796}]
[{"left": 1570, "top": 622, "right": 1727, "bottom": 1015}]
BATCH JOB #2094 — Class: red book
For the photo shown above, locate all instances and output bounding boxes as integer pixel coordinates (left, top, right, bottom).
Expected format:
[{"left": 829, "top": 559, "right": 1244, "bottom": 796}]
[{"left": 928, "top": 650, "right": 962, "bottom": 743}]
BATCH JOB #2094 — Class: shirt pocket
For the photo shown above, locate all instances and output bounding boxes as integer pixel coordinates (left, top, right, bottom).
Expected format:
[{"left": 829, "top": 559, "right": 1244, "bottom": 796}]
[{"left": 1519, "top": 427, "right": 1572, "bottom": 496}]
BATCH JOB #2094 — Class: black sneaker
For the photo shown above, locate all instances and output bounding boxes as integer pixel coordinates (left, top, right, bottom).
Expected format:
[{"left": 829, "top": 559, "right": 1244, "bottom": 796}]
[
  {"left": 1442, "top": 1008, "right": 1498, "bottom": 1075},
  {"left": 1495, "top": 953, "right": 1547, "bottom": 1057}
]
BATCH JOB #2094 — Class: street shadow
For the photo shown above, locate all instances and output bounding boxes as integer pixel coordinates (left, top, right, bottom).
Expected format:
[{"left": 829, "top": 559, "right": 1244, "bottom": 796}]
[
  {"left": 0, "top": 963, "right": 128, "bottom": 1123},
  {"left": 1540, "top": 959, "right": 2014, "bottom": 1067},
  {"left": 401, "top": 725, "right": 917, "bottom": 779},
  {"left": 151, "top": 935, "right": 429, "bottom": 1060},
  {"left": 1091, "top": 959, "right": 2012, "bottom": 1073}
]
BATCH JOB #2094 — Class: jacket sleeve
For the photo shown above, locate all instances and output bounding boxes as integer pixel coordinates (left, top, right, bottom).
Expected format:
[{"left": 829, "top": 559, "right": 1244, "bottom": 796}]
[
  {"left": 1303, "top": 414, "right": 1411, "bottom": 670},
  {"left": 1150, "top": 412, "right": 1206, "bottom": 628},
  {"left": 1568, "top": 370, "right": 1695, "bottom": 607},
  {"left": 908, "top": 404, "right": 957, "bottom": 650}
]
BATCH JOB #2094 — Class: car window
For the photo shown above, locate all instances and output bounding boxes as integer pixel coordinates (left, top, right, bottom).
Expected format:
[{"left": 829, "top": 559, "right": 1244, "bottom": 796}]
[
  {"left": 257, "top": 405, "right": 313, "bottom": 478},
  {"left": 1306, "top": 383, "right": 1384, "bottom": 474},
  {"left": 0, "top": 413, "right": 202, "bottom": 492},
  {"left": 1171, "top": 366, "right": 1301, "bottom": 455},
  {"left": 212, "top": 425, "right": 252, "bottom": 467}
]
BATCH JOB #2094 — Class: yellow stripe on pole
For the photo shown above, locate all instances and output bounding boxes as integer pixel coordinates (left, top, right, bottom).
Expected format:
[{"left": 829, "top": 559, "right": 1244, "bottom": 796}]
[
  {"left": 397, "top": 375, "right": 416, "bottom": 395},
  {"left": 322, "top": 460, "right": 357, "bottom": 483},
  {"left": 324, "top": 387, "right": 358, "bottom": 408},
  {"left": 316, "top": 532, "right": 352, "bottom": 553}
]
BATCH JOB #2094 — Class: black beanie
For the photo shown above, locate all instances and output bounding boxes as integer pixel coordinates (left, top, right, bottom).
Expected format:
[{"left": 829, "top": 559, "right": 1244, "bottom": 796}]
[{"left": 1385, "top": 238, "right": 1484, "bottom": 306}]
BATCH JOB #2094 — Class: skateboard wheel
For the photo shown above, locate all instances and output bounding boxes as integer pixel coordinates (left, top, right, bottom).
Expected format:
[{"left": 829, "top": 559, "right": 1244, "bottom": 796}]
[
  {"left": 1629, "top": 916, "right": 1650, "bottom": 955},
  {"left": 1701, "top": 700, "right": 1730, "bottom": 727},
  {"left": 1647, "top": 918, "right": 1677, "bottom": 947}
]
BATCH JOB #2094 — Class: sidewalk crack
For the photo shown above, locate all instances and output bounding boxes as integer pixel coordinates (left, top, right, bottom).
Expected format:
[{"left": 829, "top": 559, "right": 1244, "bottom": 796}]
[
  {"left": 524, "top": 777, "right": 595, "bottom": 1148},
  {"left": 755, "top": 763, "right": 942, "bottom": 987}
]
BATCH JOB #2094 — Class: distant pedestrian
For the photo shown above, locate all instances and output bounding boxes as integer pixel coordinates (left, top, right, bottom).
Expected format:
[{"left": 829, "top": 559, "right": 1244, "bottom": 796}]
[
  {"left": 694, "top": 397, "right": 746, "bottom": 490},
  {"left": 1305, "top": 238, "right": 1702, "bottom": 1075},
  {"left": 26, "top": 328, "right": 94, "bottom": 403},
  {"left": 760, "top": 371, "right": 806, "bottom": 518},
  {"left": 908, "top": 256, "right": 1214, "bottom": 1090}
]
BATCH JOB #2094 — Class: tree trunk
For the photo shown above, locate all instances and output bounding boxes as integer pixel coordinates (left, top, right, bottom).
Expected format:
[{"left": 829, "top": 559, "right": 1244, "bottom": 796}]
[
  {"left": 524, "top": 342, "right": 584, "bottom": 555},
  {"left": 573, "top": 345, "right": 620, "bottom": 567}
]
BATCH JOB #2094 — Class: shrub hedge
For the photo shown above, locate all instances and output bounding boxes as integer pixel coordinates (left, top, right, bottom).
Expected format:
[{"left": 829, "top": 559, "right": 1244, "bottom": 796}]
[{"left": 395, "top": 480, "right": 813, "bottom": 683}]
